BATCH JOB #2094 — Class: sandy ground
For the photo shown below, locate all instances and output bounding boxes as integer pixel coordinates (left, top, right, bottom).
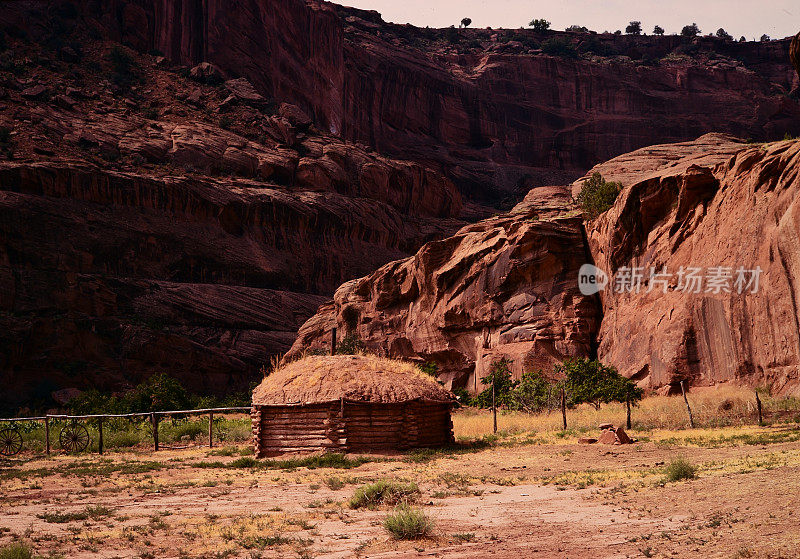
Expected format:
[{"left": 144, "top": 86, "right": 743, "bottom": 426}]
[{"left": 2, "top": 427, "right": 800, "bottom": 558}]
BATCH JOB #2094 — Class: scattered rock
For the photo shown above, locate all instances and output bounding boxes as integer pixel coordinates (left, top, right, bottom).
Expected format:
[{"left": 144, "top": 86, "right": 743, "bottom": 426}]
[
  {"left": 224, "top": 78, "right": 266, "bottom": 104},
  {"left": 190, "top": 61, "right": 225, "bottom": 83},
  {"left": 21, "top": 84, "right": 49, "bottom": 99},
  {"left": 279, "top": 103, "right": 311, "bottom": 128},
  {"left": 598, "top": 422, "right": 614, "bottom": 430},
  {"left": 597, "top": 430, "right": 618, "bottom": 445},
  {"left": 615, "top": 427, "right": 632, "bottom": 445},
  {"left": 53, "top": 95, "right": 77, "bottom": 110},
  {"left": 578, "top": 437, "right": 598, "bottom": 444}
]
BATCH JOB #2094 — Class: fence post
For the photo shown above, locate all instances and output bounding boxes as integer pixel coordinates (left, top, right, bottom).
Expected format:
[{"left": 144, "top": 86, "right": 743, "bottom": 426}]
[
  {"left": 331, "top": 327, "right": 337, "bottom": 356},
  {"left": 492, "top": 375, "right": 497, "bottom": 434},
  {"left": 626, "top": 398, "right": 632, "bottom": 430},
  {"left": 755, "top": 390, "right": 763, "bottom": 425},
  {"left": 45, "top": 416, "right": 50, "bottom": 455},
  {"left": 680, "top": 380, "right": 695, "bottom": 428},
  {"left": 208, "top": 412, "right": 214, "bottom": 448},
  {"left": 561, "top": 387, "right": 567, "bottom": 430},
  {"left": 98, "top": 417, "right": 104, "bottom": 455},
  {"left": 151, "top": 413, "right": 159, "bottom": 451}
]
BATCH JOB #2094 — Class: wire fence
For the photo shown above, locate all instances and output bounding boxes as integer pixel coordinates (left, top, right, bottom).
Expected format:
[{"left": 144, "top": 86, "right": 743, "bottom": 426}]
[{"left": 0, "top": 407, "right": 251, "bottom": 456}]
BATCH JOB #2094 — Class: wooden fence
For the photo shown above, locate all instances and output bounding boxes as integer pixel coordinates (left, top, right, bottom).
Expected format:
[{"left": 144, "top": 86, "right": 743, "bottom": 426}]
[{"left": 0, "top": 407, "right": 250, "bottom": 455}]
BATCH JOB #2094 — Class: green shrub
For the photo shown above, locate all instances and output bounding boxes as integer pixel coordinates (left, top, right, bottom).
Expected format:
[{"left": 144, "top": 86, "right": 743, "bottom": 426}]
[
  {"left": 541, "top": 37, "right": 578, "bottom": 59},
  {"left": 418, "top": 362, "right": 439, "bottom": 377},
  {"left": 472, "top": 358, "right": 518, "bottom": 408},
  {"left": 529, "top": 19, "right": 550, "bottom": 32},
  {"left": 349, "top": 480, "right": 419, "bottom": 509},
  {"left": 510, "top": 370, "right": 560, "bottom": 413},
  {"left": 665, "top": 457, "right": 697, "bottom": 481},
  {"left": 0, "top": 543, "right": 33, "bottom": 559},
  {"left": 559, "top": 357, "right": 642, "bottom": 410},
  {"left": 335, "top": 334, "right": 365, "bottom": 355},
  {"left": 576, "top": 172, "right": 622, "bottom": 218},
  {"left": 383, "top": 504, "right": 434, "bottom": 539}
]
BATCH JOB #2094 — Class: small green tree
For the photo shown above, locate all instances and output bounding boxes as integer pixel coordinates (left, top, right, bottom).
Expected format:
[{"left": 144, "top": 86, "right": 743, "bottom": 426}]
[
  {"left": 681, "top": 23, "right": 700, "bottom": 38},
  {"left": 509, "top": 370, "right": 560, "bottom": 413},
  {"left": 653, "top": 25, "right": 665, "bottom": 36},
  {"left": 625, "top": 21, "right": 642, "bottom": 35},
  {"left": 716, "top": 28, "right": 732, "bottom": 41},
  {"left": 460, "top": 18, "right": 472, "bottom": 28},
  {"left": 336, "top": 334, "right": 365, "bottom": 355},
  {"left": 558, "top": 358, "right": 643, "bottom": 410},
  {"left": 529, "top": 19, "right": 551, "bottom": 32},
  {"left": 575, "top": 172, "right": 622, "bottom": 218},
  {"left": 472, "top": 358, "right": 518, "bottom": 408}
]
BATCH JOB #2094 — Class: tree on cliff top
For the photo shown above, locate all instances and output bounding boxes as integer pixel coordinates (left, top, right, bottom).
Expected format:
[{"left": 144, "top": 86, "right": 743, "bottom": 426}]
[
  {"left": 460, "top": 18, "right": 471, "bottom": 28},
  {"left": 529, "top": 19, "right": 550, "bottom": 32},
  {"left": 653, "top": 25, "right": 665, "bottom": 36},
  {"left": 716, "top": 28, "right": 733, "bottom": 41},
  {"left": 681, "top": 23, "right": 700, "bottom": 38},
  {"left": 625, "top": 21, "right": 642, "bottom": 35},
  {"left": 576, "top": 172, "right": 622, "bottom": 219}
]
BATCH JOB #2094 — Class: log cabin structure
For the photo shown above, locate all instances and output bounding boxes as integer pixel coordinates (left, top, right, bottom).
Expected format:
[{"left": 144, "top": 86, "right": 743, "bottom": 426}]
[{"left": 251, "top": 355, "right": 455, "bottom": 457}]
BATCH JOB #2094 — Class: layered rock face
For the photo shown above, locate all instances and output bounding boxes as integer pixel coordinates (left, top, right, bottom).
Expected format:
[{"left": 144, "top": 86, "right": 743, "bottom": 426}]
[
  {"left": 792, "top": 32, "right": 800, "bottom": 83},
  {"left": 294, "top": 135, "right": 800, "bottom": 394},
  {"left": 585, "top": 135, "right": 800, "bottom": 394},
  {"left": 3, "top": 1, "right": 798, "bottom": 204},
  {"left": 0, "top": 37, "right": 462, "bottom": 407},
  {"left": 287, "top": 187, "right": 601, "bottom": 390}
]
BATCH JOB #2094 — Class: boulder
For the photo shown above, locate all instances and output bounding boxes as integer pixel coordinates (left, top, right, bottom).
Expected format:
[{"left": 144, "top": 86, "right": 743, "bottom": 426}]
[
  {"left": 224, "top": 78, "right": 266, "bottom": 104},
  {"left": 21, "top": 84, "right": 48, "bottom": 99},
  {"left": 598, "top": 423, "right": 614, "bottom": 430},
  {"left": 615, "top": 427, "right": 632, "bottom": 444},
  {"left": 189, "top": 62, "right": 224, "bottom": 83},
  {"left": 279, "top": 103, "right": 312, "bottom": 128},
  {"left": 597, "top": 430, "right": 618, "bottom": 445},
  {"left": 578, "top": 437, "right": 598, "bottom": 444}
]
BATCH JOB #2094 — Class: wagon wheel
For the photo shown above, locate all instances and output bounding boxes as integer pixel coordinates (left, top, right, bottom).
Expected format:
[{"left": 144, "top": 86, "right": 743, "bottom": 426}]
[
  {"left": 60, "top": 424, "right": 90, "bottom": 453},
  {"left": 0, "top": 427, "right": 23, "bottom": 456}
]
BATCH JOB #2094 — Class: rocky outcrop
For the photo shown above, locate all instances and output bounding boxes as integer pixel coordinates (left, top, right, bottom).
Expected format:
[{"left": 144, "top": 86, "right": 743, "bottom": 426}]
[
  {"left": 792, "top": 32, "right": 800, "bottom": 83},
  {"left": 293, "top": 134, "right": 800, "bottom": 395},
  {"left": 0, "top": 38, "right": 463, "bottom": 409},
  {"left": 584, "top": 135, "right": 800, "bottom": 394},
  {"left": 287, "top": 187, "right": 600, "bottom": 390},
  {"left": 2, "top": 1, "right": 798, "bottom": 204}
]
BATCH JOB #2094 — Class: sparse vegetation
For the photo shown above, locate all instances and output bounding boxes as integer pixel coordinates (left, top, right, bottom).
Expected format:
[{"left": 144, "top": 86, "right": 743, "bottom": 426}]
[
  {"left": 681, "top": 23, "right": 701, "bottom": 38},
  {"left": 383, "top": 504, "right": 434, "bottom": 539},
  {"left": 335, "top": 334, "right": 366, "bottom": 355},
  {"left": 349, "top": 480, "right": 419, "bottom": 509},
  {"left": 460, "top": 18, "right": 471, "bottom": 29},
  {"left": 576, "top": 172, "right": 622, "bottom": 218},
  {"left": 653, "top": 25, "right": 665, "bottom": 36},
  {"left": 665, "top": 457, "right": 697, "bottom": 481},
  {"left": 541, "top": 37, "right": 578, "bottom": 59},
  {"left": 560, "top": 357, "right": 643, "bottom": 410},
  {"left": 529, "top": 19, "right": 551, "bottom": 32},
  {"left": 625, "top": 21, "right": 642, "bottom": 35}
]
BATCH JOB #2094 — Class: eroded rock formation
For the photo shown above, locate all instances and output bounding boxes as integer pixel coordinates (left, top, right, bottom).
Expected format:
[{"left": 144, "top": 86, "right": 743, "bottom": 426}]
[
  {"left": 294, "top": 135, "right": 800, "bottom": 394},
  {"left": 287, "top": 186, "right": 601, "bottom": 390},
  {"left": 585, "top": 135, "right": 800, "bottom": 394}
]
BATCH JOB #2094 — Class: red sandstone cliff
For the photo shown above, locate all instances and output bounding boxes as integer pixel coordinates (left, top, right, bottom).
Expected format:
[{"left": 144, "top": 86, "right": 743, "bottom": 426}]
[
  {"left": 2, "top": 1, "right": 798, "bottom": 205},
  {"left": 292, "top": 135, "right": 800, "bottom": 395}
]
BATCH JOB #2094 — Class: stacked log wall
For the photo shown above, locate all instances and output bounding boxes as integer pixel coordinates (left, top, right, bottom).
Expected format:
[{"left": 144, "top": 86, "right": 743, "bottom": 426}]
[{"left": 253, "top": 401, "right": 454, "bottom": 455}]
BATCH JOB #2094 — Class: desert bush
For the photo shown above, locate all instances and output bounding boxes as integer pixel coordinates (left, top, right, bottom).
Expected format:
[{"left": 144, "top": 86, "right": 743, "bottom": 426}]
[
  {"left": 541, "top": 37, "right": 578, "bottom": 59},
  {"left": 383, "top": 504, "right": 434, "bottom": 539},
  {"left": 625, "top": 21, "right": 642, "bottom": 35},
  {"left": 335, "top": 334, "right": 366, "bottom": 355},
  {"left": 681, "top": 23, "right": 700, "bottom": 38},
  {"left": 576, "top": 172, "right": 622, "bottom": 218},
  {"left": 529, "top": 19, "right": 550, "bottom": 32},
  {"left": 653, "top": 25, "right": 665, "bottom": 36},
  {"left": 665, "top": 457, "right": 697, "bottom": 481},
  {"left": 349, "top": 480, "right": 419, "bottom": 509}
]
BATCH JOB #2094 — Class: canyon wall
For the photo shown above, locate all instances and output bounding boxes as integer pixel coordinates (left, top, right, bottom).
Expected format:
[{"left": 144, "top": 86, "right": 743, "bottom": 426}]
[
  {"left": 3, "top": 1, "right": 799, "bottom": 205},
  {"left": 293, "top": 135, "right": 800, "bottom": 395}
]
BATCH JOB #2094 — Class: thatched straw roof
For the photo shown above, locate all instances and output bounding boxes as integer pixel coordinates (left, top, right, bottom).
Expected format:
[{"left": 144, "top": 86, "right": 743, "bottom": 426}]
[{"left": 252, "top": 355, "right": 455, "bottom": 406}]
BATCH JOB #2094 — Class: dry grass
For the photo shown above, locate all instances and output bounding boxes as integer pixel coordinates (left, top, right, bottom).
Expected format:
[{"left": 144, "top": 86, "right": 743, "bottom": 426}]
[
  {"left": 253, "top": 354, "right": 454, "bottom": 405},
  {"left": 452, "top": 385, "right": 800, "bottom": 439}
]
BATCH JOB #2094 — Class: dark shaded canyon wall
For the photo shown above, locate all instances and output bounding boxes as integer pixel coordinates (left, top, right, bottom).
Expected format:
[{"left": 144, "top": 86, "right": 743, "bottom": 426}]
[{"left": 4, "top": 1, "right": 798, "bottom": 205}]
